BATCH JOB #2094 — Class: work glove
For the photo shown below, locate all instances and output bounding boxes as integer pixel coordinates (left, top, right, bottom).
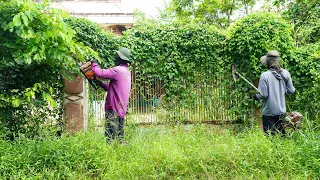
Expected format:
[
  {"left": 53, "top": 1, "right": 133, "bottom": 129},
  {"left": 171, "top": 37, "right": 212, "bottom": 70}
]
[{"left": 253, "top": 94, "right": 260, "bottom": 101}]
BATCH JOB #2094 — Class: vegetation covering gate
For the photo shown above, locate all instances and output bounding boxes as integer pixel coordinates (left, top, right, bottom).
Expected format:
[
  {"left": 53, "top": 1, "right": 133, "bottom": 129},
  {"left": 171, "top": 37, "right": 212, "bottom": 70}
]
[
  {"left": 1, "top": 0, "right": 320, "bottom": 140},
  {"left": 86, "top": 23, "right": 245, "bottom": 125},
  {"left": 71, "top": 12, "right": 320, "bottom": 126},
  {"left": 88, "top": 64, "right": 241, "bottom": 125}
]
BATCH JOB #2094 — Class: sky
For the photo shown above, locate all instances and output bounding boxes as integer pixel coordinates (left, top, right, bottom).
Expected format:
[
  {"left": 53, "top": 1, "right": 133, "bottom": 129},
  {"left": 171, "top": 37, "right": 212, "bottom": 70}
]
[
  {"left": 53, "top": 0, "right": 169, "bottom": 17},
  {"left": 121, "top": 0, "right": 169, "bottom": 17}
]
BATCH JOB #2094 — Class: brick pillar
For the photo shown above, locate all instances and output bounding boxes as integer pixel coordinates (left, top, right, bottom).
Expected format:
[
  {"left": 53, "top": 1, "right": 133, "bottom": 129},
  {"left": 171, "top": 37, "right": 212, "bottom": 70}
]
[{"left": 63, "top": 75, "right": 88, "bottom": 134}]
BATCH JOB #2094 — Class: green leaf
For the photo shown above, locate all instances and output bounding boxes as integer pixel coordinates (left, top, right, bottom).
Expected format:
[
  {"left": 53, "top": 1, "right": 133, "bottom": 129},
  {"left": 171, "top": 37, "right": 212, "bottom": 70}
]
[
  {"left": 12, "top": 14, "right": 22, "bottom": 27},
  {"left": 21, "top": 13, "right": 29, "bottom": 26},
  {"left": 12, "top": 98, "right": 21, "bottom": 107},
  {"left": 34, "top": 53, "right": 41, "bottom": 60}
]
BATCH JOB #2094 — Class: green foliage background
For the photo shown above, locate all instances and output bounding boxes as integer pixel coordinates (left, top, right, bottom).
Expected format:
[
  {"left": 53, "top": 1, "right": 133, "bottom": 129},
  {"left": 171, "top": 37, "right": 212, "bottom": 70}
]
[
  {"left": 64, "top": 17, "right": 120, "bottom": 67},
  {"left": 1, "top": 0, "right": 320, "bottom": 138},
  {"left": 286, "top": 43, "right": 320, "bottom": 117},
  {"left": 121, "top": 23, "right": 227, "bottom": 103}
]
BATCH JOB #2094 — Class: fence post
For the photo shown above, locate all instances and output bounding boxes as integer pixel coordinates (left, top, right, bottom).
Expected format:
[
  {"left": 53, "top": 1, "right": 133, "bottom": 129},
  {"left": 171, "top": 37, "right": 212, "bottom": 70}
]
[{"left": 63, "top": 75, "right": 88, "bottom": 134}]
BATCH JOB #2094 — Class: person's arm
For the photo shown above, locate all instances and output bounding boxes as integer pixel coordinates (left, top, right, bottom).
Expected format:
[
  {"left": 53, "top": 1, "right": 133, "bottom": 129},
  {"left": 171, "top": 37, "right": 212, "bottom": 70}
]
[
  {"left": 91, "top": 62, "right": 118, "bottom": 79},
  {"left": 285, "top": 72, "right": 295, "bottom": 94},
  {"left": 93, "top": 80, "right": 109, "bottom": 91},
  {"left": 254, "top": 74, "right": 268, "bottom": 100}
]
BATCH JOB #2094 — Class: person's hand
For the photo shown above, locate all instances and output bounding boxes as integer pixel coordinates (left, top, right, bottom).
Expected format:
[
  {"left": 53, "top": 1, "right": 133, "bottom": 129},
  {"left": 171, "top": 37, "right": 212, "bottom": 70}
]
[
  {"left": 93, "top": 79, "right": 103, "bottom": 87},
  {"left": 91, "top": 59, "right": 98, "bottom": 64},
  {"left": 253, "top": 94, "right": 259, "bottom": 101}
]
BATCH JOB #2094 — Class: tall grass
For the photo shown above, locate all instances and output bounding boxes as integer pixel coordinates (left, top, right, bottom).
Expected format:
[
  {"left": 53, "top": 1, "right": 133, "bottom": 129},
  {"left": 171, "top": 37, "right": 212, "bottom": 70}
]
[{"left": 0, "top": 123, "right": 319, "bottom": 179}]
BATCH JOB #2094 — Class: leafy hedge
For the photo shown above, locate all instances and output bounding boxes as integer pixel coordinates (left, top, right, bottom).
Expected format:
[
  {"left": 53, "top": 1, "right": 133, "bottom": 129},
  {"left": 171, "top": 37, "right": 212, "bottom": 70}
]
[
  {"left": 64, "top": 17, "right": 120, "bottom": 67},
  {"left": 286, "top": 43, "right": 320, "bottom": 118},
  {"left": 121, "top": 23, "right": 227, "bottom": 107},
  {"left": 1, "top": 0, "right": 320, "bottom": 138}
]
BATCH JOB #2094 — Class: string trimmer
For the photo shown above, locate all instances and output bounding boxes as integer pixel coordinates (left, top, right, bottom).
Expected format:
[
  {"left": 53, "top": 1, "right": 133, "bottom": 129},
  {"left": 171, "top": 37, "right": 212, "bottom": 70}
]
[{"left": 232, "top": 64, "right": 258, "bottom": 91}]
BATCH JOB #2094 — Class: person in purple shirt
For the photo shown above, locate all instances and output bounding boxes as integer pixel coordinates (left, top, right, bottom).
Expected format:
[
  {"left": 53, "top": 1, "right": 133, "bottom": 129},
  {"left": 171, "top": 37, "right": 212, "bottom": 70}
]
[{"left": 91, "top": 47, "right": 131, "bottom": 143}]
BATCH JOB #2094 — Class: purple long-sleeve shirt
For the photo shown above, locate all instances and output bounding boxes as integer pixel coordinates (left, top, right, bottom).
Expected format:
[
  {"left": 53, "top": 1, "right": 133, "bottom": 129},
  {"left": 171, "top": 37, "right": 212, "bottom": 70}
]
[{"left": 91, "top": 62, "right": 131, "bottom": 118}]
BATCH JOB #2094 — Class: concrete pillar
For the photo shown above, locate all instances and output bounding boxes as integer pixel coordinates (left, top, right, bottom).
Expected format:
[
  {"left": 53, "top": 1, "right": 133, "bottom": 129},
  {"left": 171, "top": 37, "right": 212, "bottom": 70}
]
[{"left": 63, "top": 75, "right": 88, "bottom": 134}]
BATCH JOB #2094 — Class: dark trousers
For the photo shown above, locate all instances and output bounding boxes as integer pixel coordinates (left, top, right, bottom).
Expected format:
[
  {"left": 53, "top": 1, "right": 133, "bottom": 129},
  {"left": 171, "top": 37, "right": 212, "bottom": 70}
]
[
  {"left": 105, "top": 109, "right": 125, "bottom": 141},
  {"left": 262, "top": 115, "right": 286, "bottom": 135}
]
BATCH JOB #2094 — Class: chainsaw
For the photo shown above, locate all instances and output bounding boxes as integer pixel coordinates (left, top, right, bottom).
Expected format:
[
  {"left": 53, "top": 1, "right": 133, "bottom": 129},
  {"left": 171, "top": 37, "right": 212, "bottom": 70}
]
[{"left": 79, "top": 61, "right": 100, "bottom": 90}]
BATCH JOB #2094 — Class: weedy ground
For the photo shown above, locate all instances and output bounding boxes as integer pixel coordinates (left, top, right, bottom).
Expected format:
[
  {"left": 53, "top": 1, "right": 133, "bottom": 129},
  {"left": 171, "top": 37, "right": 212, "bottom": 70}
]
[{"left": 0, "top": 122, "right": 319, "bottom": 179}]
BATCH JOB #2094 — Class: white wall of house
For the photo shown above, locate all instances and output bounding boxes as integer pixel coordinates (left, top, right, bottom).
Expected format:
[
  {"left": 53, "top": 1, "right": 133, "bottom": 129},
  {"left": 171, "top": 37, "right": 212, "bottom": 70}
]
[{"left": 51, "top": 0, "right": 134, "bottom": 26}]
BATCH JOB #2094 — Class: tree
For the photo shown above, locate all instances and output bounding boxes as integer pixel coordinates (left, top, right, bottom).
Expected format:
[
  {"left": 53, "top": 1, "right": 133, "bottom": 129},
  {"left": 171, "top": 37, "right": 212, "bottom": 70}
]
[
  {"left": 274, "top": 0, "right": 320, "bottom": 45},
  {"left": 165, "top": 0, "right": 256, "bottom": 27},
  {"left": 0, "top": 0, "right": 95, "bottom": 139}
]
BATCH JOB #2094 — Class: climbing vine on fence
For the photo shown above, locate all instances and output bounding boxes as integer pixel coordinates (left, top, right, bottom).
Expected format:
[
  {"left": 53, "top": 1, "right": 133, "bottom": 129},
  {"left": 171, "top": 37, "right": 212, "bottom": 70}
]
[
  {"left": 121, "top": 22, "right": 228, "bottom": 107},
  {"left": 65, "top": 17, "right": 120, "bottom": 67},
  {"left": 286, "top": 43, "right": 320, "bottom": 119},
  {"left": 1, "top": 0, "right": 320, "bottom": 137}
]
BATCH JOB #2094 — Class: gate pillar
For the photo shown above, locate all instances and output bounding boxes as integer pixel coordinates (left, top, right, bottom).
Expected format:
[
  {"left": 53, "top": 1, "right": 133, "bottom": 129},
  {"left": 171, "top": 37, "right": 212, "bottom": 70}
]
[{"left": 63, "top": 75, "right": 88, "bottom": 134}]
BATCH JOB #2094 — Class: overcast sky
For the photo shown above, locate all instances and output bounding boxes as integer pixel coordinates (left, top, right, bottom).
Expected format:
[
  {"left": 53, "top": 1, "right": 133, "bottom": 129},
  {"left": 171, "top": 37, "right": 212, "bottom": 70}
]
[{"left": 121, "top": 0, "right": 169, "bottom": 17}]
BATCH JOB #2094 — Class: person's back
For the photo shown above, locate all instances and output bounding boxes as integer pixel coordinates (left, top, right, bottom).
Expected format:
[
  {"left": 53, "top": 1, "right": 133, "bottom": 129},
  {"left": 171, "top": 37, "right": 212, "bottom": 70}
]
[
  {"left": 91, "top": 47, "right": 132, "bottom": 142},
  {"left": 259, "top": 69, "right": 295, "bottom": 116}
]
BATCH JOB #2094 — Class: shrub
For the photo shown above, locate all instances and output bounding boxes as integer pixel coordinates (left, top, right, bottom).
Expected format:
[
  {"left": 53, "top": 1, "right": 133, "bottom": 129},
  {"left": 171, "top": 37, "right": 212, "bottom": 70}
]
[
  {"left": 121, "top": 22, "right": 227, "bottom": 106},
  {"left": 65, "top": 17, "right": 120, "bottom": 67},
  {"left": 286, "top": 43, "right": 320, "bottom": 119}
]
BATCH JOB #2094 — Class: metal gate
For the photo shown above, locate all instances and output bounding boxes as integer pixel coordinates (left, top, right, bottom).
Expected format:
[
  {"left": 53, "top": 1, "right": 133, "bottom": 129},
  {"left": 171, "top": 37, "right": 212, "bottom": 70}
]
[{"left": 88, "top": 66, "right": 241, "bottom": 125}]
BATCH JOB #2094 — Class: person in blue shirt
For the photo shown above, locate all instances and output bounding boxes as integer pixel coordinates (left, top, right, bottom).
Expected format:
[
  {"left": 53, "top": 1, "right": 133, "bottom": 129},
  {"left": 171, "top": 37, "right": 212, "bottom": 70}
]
[{"left": 253, "top": 50, "right": 295, "bottom": 135}]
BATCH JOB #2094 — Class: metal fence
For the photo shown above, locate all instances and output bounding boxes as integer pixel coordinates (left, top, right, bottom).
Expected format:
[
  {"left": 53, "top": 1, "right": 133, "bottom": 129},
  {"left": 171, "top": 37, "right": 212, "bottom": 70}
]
[{"left": 88, "top": 65, "right": 241, "bottom": 126}]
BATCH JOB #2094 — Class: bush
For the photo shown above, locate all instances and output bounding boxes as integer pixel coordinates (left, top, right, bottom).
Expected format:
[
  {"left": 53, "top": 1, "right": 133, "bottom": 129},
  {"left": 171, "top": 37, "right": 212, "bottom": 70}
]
[
  {"left": 0, "top": 0, "right": 95, "bottom": 139},
  {"left": 65, "top": 17, "right": 120, "bottom": 67},
  {"left": 121, "top": 22, "right": 227, "bottom": 106},
  {"left": 286, "top": 43, "right": 320, "bottom": 119}
]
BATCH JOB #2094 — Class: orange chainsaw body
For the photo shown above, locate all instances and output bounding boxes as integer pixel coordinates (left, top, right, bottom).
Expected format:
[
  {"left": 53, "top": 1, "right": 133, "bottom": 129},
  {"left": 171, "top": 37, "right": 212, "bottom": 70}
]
[
  {"left": 79, "top": 61, "right": 99, "bottom": 89},
  {"left": 80, "top": 61, "right": 97, "bottom": 80}
]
